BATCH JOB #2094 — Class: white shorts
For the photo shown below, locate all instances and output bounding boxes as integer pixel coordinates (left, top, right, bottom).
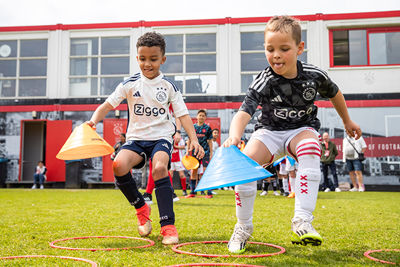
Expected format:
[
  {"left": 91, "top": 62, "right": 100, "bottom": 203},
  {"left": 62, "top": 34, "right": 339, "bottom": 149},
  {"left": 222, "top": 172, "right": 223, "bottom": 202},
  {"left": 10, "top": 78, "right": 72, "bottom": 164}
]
[
  {"left": 170, "top": 161, "right": 185, "bottom": 171},
  {"left": 250, "top": 127, "right": 320, "bottom": 163},
  {"left": 279, "top": 162, "right": 297, "bottom": 175}
]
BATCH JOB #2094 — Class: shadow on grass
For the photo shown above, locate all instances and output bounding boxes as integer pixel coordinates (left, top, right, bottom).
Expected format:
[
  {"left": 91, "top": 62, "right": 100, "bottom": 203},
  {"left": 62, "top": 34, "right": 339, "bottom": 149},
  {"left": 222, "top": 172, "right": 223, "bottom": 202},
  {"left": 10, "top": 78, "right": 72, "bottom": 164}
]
[{"left": 175, "top": 202, "right": 232, "bottom": 207}]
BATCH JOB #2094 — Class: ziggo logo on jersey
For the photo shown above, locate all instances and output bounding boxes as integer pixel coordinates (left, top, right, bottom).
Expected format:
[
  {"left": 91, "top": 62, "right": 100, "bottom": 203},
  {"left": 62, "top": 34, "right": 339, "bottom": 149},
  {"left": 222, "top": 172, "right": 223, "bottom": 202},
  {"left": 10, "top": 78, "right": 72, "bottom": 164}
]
[
  {"left": 134, "top": 104, "right": 166, "bottom": 116},
  {"left": 274, "top": 106, "right": 313, "bottom": 119}
]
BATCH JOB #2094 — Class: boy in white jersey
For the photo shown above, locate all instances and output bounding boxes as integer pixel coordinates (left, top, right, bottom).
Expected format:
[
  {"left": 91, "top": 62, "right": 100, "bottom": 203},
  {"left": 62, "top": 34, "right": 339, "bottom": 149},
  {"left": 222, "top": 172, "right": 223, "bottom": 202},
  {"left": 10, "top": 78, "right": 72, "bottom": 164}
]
[
  {"left": 87, "top": 32, "right": 204, "bottom": 245},
  {"left": 224, "top": 16, "right": 361, "bottom": 253}
]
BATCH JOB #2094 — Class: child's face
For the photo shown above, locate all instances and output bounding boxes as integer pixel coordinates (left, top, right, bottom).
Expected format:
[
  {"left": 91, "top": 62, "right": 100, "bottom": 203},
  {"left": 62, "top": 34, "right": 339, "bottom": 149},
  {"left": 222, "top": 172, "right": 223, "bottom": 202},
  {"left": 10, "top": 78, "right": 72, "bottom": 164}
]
[
  {"left": 212, "top": 130, "right": 219, "bottom": 140},
  {"left": 264, "top": 30, "right": 304, "bottom": 79},
  {"left": 197, "top": 112, "right": 206, "bottom": 124},
  {"left": 137, "top": 46, "right": 166, "bottom": 79}
]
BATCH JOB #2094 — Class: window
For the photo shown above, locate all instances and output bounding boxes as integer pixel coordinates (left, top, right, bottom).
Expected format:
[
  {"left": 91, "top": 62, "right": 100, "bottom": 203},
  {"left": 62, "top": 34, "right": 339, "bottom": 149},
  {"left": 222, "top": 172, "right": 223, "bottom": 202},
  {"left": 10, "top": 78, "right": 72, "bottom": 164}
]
[
  {"left": 240, "top": 31, "right": 307, "bottom": 93},
  {"left": 331, "top": 27, "right": 400, "bottom": 67},
  {"left": 69, "top": 37, "right": 130, "bottom": 97},
  {"left": 161, "top": 33, "right": 217, "bottom": 95},
  {"left": 0, "top": 39, "right": 48, "bottom": 97}
]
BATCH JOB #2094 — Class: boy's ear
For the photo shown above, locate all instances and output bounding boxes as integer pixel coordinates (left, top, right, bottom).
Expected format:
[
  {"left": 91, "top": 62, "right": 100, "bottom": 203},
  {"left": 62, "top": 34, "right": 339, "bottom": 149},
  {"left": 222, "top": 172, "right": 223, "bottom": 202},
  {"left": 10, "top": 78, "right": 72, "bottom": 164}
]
[
  {"left": 161, "top": 55, "right": 166, "bottom": 64},
  {"left": 297, "top": 41, "right": 305, "bottom": 56}
]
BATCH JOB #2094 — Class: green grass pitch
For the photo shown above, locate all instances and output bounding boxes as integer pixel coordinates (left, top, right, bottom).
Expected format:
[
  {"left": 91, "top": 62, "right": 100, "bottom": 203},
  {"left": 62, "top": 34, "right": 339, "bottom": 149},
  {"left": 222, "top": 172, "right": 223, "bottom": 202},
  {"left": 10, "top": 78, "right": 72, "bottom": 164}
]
[{"left": 0, "top": 189, "right": 399, "bottom": 266}]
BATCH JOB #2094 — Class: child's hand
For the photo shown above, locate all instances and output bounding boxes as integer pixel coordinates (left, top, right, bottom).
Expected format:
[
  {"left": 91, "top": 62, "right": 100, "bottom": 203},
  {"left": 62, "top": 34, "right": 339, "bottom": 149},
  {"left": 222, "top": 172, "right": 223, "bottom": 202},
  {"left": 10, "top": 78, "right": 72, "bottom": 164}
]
[
  {"left": 223, "top": 136, "right": 241, "bottom": 148},
  {"left": 190, "top": 141, "right": 205, "bottom": 159},
  {"left": 85, "top": 120, "right": 96, "bottom": 129},
  {"left": 344, "top": 120, "right": 362, "bottom": 140}
]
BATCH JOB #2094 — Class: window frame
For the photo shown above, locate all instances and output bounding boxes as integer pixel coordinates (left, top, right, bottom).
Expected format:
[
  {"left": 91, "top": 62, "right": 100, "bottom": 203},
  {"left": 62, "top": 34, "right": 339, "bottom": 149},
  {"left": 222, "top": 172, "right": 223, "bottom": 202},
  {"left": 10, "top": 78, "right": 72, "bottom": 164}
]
[
  {"left": 329, "top": 26, "right": 400, "bottom": 68},
  {"left": 68, "top": 35, "right": 131, "bottom": 97},
  {"left": 154, "top": 26, "right": 218, "bottom": 96},
  {"left": 0, "top": 38, "right": 48, "bottom": 98}
]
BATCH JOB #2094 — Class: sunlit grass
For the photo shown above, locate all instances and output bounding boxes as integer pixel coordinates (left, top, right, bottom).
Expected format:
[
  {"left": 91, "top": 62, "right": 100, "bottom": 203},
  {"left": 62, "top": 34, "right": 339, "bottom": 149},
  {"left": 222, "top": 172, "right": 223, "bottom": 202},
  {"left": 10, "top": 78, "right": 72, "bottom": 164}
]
[{"left": 0, "top": 189, "right": 399, "bottom": 266}]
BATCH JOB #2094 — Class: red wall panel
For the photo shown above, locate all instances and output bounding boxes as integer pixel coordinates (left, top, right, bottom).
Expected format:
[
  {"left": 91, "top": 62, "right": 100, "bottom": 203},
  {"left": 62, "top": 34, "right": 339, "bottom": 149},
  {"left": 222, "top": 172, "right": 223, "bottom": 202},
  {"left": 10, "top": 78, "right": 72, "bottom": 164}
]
[{"left": 46, "top": 120, "right": 72, "bottom": 182}]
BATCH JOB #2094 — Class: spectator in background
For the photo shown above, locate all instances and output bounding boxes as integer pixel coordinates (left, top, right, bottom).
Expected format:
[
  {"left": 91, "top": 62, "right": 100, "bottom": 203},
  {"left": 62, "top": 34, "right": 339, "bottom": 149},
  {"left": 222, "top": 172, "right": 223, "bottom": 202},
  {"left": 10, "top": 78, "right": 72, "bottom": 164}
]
[
  {"left": 212, "top": 129, "right": 219, "bottom": 153},
  {"left": 32, "top": 161, "right": 46, "bottom": 189},
  {"left": 343, "top": 135, "right": 367, "bottom": 192},
  {"left": 320, "top": 132, "right": 340, "bottom": 192}
]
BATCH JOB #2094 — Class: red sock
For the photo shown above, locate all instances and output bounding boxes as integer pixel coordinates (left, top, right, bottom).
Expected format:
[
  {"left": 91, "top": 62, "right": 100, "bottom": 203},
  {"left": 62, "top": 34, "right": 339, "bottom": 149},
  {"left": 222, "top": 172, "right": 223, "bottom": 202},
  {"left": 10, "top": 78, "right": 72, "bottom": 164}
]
[
  {"left": 180, "top": 178, "right": 186, "bottom": 190},
  {"left": 146, "top": 160, "right": 155, "bottom": 194},
  {"left": 146, "top": 160, "right": 174, "bottom": 194},
  {"left": 168, "top": 172, "right": 173, "bottom": 186}
]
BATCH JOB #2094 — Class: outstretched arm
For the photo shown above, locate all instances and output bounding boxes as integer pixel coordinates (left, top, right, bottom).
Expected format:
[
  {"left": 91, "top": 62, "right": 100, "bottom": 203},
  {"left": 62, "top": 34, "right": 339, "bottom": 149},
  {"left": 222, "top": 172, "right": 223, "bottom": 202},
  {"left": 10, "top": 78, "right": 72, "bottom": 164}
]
[
  {"left": 330, "top": 90, "right": 362, "bottom": 140},
  {"left": 223, "top": 111, "right": 251, "bottom": 147},
  {"left": 86, "top": 102, "right": 114, "bottom": 127}
]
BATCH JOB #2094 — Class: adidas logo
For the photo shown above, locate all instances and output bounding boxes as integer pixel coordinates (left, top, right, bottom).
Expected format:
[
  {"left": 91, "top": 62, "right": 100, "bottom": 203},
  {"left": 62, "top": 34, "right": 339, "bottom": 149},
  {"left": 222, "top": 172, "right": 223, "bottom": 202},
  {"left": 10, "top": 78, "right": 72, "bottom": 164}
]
[
  {"left": 133, "top": 91, "right": 141, "bottom": 97},
  {"left": 162, "top": 143, "right": 169, "bottom": 149},
  {"left": 271, "top": 95, "right": 282, "bottom": 102}
]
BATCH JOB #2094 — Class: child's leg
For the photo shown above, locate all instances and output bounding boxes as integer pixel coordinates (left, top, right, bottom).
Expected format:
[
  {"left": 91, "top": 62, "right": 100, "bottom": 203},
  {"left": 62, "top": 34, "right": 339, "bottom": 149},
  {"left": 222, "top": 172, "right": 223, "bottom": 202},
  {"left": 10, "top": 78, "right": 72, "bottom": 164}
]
[
  {"left": 290, "top": 136, "right": 321, "bottom": 221},
  {"left": 178, "top": 170, "right": 186, "bottom": 190},
  {"left": 288, "top": 131, "right": 322, "bottom": 246},
  {"left": 228, "top": 138, "right": 272, "bottom": 253},
  {"left": 113, "top": 149, "right": 146, "bottom": 209},
  {"left": 189, "top": 168, "right": 198, "bottom": 195},
  {"left": 289, "top": 170, "right": 296, "bottom": 193},
  {"left": 146, "top": 160, "right": 155, "bottom": 194},
  {"left": 152, "top": 151, "right": 175, "bottom": 227}
]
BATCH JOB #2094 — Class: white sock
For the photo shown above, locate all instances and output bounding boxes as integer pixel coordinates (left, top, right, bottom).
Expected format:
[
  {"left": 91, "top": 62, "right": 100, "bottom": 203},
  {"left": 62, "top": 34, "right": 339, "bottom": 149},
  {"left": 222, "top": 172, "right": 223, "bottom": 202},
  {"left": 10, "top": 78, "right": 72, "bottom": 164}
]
[
  {"left": 290, "top": 177, "right": 296, "bottom": 193},
  {"left": 283, "top": 178, "right": 289, "bottom": 193},
  {"left": 234, "top": 181, "right": 257, "bottom": 225},
  {"left": 294, "top": 138, "right": 321, "bottom": 221}
]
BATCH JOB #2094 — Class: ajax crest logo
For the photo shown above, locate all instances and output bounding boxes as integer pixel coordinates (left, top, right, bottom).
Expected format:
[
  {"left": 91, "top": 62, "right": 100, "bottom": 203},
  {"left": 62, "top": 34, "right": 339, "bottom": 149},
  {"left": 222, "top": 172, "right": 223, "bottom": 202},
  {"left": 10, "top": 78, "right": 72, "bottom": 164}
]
[
  {"left": 302, "top": 81, "right": 316, "bottom": 101},
  {"left": 156, "top": 87, "right": 167, "bottom": 103}
]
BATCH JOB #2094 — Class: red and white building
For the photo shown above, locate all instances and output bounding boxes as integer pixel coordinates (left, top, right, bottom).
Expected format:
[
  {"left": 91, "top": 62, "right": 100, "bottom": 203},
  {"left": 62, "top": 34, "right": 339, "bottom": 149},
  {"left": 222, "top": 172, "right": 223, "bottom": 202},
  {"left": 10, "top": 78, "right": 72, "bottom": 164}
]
[{"left": 0, "top": 11, "right": 399, "bottom": 189}]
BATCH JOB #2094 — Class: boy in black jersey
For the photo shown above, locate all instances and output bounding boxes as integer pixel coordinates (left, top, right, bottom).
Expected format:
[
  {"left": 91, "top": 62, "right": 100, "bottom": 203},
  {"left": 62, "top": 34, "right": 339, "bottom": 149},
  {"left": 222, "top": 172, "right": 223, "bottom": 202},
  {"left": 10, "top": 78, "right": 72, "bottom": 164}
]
[
  {"left": 186, "top": 109, "right": 214, "bottom": 198},
  {"left": 224, "top": 16, "right": 362, "bottom": 253}
]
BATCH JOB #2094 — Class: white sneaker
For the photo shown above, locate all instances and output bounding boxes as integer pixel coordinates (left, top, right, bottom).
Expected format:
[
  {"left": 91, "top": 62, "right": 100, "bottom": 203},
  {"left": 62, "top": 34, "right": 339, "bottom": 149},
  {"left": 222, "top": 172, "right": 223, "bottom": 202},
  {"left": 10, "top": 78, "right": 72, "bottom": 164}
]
[
  {"left": 223, "top": 187, "right": 229, "bottom": 190},
  {"left": 260, "top": 191, "right": 268, "bottom": 196},
  {"left": 324, "top": 188, "right": 331, "bottom": 193},
  {"left": 172, "top": 193, "right": 180, "bottom": 202},
  {"left": 40, "top": 185, "right": 44, "bottom": 189},
  {"left": 335, "top": 187, "right": 341, "bottom": 192},
  {"left": 273, "top": 191, "right": 280, "bottom": 196},
  {"left": 349, "top": 187, "right": 358, "bottom": 192},
  {"left": 358, "top": 185, "right": 365, "bottom": 192},
  {"left": 31, "top": 184, "right": 37, "bottom": 189},
  {"left": 227, "top": 223, "right": 253, "bottom": 253},
  {"left": 291, "top": 218, "right": 322, "bottom": 246},
  {"left": 211, "top": 191, "right": 217, "bottom": 195}
]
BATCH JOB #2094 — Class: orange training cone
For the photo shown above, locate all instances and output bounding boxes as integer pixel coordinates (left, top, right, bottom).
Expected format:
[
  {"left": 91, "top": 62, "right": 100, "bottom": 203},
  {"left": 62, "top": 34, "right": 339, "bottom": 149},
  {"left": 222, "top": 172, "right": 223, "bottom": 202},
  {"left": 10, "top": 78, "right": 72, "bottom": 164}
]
[
  {"left": 181, "top": 155, "right": 199, "bottom": 170},
  {"left": 56, "top": 123, "right": 114, "bottom": 160}
]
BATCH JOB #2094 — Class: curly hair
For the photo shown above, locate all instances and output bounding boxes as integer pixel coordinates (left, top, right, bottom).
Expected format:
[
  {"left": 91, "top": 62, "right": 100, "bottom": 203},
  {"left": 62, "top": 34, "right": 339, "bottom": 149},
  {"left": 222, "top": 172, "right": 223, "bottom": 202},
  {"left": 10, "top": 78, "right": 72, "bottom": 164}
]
[{"left": 136, "top": 32, "right": 166, "bottom": 55}]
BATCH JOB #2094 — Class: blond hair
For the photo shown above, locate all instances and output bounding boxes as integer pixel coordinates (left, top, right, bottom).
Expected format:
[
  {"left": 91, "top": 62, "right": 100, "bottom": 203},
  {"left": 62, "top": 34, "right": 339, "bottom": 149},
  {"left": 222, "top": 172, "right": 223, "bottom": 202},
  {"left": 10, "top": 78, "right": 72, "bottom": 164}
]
[{"left": 265, "top": 16, "right": 302, "bottom": 45}]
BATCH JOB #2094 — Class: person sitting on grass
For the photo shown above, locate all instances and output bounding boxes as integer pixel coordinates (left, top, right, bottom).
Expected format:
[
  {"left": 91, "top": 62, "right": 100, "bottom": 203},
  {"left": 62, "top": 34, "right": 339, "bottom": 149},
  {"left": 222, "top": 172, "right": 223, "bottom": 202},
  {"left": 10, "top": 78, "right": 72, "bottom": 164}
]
[
  {"left": 223, "top": 15, "right": 361, "bottom": 253},
  {"left": 87, "top": 32, "right": 204, "bottom": 245}
]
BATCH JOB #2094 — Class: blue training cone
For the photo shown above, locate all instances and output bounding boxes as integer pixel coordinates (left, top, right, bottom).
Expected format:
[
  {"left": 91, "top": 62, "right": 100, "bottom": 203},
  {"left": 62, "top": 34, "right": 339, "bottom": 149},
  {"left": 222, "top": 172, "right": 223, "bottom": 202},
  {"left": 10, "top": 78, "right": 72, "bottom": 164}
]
[
  {"left": 195, "top": 145, "right": 273, "bottom": 192},
  {"left": 272, "top": 155, "right": 296, "bottom": 167}
]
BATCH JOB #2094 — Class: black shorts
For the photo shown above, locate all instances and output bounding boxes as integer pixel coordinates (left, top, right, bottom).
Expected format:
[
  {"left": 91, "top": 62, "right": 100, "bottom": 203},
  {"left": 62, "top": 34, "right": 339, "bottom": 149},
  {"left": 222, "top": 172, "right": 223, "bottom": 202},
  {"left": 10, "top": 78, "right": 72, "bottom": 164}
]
[
  {"left": 200, "top": 154, "right": 210, "bottom": 168},
  {"left": 121, "top": 139, "right": 172, "bottom": 169}
]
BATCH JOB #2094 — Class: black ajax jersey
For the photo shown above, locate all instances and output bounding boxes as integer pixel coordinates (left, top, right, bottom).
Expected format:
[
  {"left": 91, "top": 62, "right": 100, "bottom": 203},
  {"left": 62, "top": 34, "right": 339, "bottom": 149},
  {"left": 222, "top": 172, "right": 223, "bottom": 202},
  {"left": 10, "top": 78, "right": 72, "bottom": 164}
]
[
  {"left": 240, "top": 61, "right": 339, "bottom": 131},
  {"left": 194, "top": 123, "right": 213, "bottom": 156}
]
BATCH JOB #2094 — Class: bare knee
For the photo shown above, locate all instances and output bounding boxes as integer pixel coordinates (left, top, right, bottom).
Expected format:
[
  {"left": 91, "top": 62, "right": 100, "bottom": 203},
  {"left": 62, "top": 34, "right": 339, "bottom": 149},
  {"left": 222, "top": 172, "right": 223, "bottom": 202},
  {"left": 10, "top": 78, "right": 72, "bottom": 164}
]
[
  {"left": 113, "top": 160, "right": 128, "bottom": 176},
  {"left": 152, "top": 164, "right": 168, "bottom": 180}
]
